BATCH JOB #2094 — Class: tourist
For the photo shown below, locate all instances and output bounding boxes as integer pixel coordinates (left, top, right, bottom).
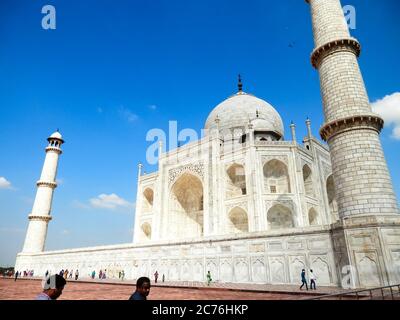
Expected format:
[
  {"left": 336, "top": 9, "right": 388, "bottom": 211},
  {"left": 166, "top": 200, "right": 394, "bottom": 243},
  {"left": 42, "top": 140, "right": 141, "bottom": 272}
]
[
  {"left": 45, "top": 270, "right": 49, "bottom": 278},
  {"left": 69, "top": 270, "right": 73, "bottom": 279},
  {"left": 36, "top": 274, "right": 66, "bottom": 300},
  {"left": 99, "top": 269, "right": 103, "bottom": 279},
  {"left": 309, "top": 269, "right": 317, "bottom": 290},
  {"left": 75, "top": 269, "right": 79, "bottom": 280},
  {"left": 162, "top": 274, "right": 165, "bottom": 282},
  {"left": 206, "top": 271, "right": 212, "bottom": 286},
  {"left": 91, "top": 270, "right": 96, "bottom": 279},
  {"left": 14, "top": 271, "right": 19, "bottom": 281},
  {"left": 154, "top": 270, "right": 159, "bottom": 283},
  {"left": 63, "top": 269, "right": 68, "bottom": 279},
  {"left": 300, "top": 269, "right": 308, "bottom": 290},
  {"left": 121, "top": 270, "right": 125, "bottom": 281},
  {"left": 129, "top": 277, "right": 151, "bottom": 300},
  {"left": 102, "top": 269, "right": 107, "bottom": 279}
]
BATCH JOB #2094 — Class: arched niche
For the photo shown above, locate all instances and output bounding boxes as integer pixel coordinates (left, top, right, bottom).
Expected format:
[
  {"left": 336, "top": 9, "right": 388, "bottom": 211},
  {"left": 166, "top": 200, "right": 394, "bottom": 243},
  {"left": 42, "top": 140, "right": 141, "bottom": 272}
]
[
  {"left": 228, "top": 207, "right": 249, "bottom": 233},
  {"left": 267, "top": 204, "right": 294, "bottom": 230},
  {"left": 169, "top": 173, "right": 204, "bottom": 239},
  {"left": 140, "top": 222, "right": 151, "bottom": 241},
  {"left": 226, "top": 164, "right": 246, "bottom": 198},
  {"left": 302, "top": 164, "right": 315, "bottom": 197},
  {"left": 308, "top": 208, "right": 319, "bottom": 226},
  {"left": 326, "top": 175, "right": 339, "bottom": 221},
  {"left": 142, "top": 188, "right": 154, "bottom": 212},
  {"left": 264, "top": 160, "right": 291, "bottom": 194}
]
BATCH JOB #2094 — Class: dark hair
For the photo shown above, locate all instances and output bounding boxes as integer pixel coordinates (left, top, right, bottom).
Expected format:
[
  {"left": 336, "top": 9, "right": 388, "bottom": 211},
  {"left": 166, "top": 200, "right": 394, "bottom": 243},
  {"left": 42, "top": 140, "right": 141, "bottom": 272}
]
[
  {"left": 310, "top": 269, "right": 313, "bottom": 272},
  {"left": 43, "top": 274, "right": 66, "bottom": 290},
  {"left": 136, "top": 277, "right": 150, "bottom": 288},
  {"left": 302, "top": 269, "right": 305, "bottom": 272}
]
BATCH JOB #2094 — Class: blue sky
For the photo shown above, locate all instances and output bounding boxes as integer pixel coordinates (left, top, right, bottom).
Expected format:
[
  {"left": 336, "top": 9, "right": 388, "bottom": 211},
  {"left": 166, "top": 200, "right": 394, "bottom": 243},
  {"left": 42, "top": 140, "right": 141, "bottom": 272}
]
[{"left": 0, "top": 0, "right": 399, "bottom": 266}]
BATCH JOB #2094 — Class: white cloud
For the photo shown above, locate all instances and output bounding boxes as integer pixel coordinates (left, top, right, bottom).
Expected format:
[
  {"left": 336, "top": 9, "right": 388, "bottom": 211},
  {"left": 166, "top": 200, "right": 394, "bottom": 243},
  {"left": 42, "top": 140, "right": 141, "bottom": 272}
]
[
  {"left": 89, "top": 193, "right": 134, "bottom": 211},
  {"left": 0, "top": 177, "right": 12, "bottom": 189},
  {"left": 119, "top": 106, "right": 139, "bottom": 122},
  {"left": 372, "top": 92, "right": 400, "bottom": 140},
  {"left": 148, "top": 104, "right": 157, "bottom": 110}
]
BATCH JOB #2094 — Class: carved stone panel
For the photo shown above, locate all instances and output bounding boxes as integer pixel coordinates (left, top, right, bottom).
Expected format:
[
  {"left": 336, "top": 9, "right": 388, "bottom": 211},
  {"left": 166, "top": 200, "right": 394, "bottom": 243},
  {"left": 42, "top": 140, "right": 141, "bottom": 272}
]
[
  {"left": 251, "top": 257, "right": 266, "bottom": 283},
  {"left": 269, "top": 256, "right": 286, "bottom": 283},
  {"left": 220, "top": 258, "right": 233, "bottom": 282},
  {"left": 355, "top": 252, "right": 381, "bottom": 287},
  {"left": 289, "top": 256, "right": 306, "bottom": 283},
  {"left": 168, "top": 162, "right": 204, "bottom": 187},
  {"left": 234, "top": 258, "right": 249, "bottom": 282},
  {"left": 310, "top": 256, "right": 332, "bottom": 285},
  {"left": 206, "top": 259, "right": 218, "bottom": 281}
]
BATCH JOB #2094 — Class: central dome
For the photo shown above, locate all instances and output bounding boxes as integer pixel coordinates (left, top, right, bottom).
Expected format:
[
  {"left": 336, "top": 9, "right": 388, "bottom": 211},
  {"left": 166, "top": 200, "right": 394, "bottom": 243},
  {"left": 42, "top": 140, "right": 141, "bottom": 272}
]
[{"left": 205, "top": 91, "right": 284, "bottom": 139}]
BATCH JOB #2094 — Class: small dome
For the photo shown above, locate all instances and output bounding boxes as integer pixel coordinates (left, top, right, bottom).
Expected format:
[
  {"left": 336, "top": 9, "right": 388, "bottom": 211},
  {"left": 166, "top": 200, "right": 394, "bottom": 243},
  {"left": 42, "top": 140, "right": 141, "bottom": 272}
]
[
  {"left": 49, "top": 131, "right": 63, "bottom": 140},
  {"left": 205, "top": 92, "right": 284, "bottom": 138}
]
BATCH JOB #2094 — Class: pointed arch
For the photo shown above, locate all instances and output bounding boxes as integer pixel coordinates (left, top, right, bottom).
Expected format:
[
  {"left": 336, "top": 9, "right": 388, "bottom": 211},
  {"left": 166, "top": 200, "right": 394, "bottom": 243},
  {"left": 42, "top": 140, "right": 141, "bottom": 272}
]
[
  {"left": 169, "top": 173, "right": 203, "bottom": 239},
  {"left": 228, "top": 207, "right": 249, "bottom": 233},
  {"left": 264, "top": 160, "right": 291, "bottom": 194},
  {"left": 326, "top": 175, "right": 339, "bottom": 221},
  {"left": 226, "top": 164, "right": 246, "bottom": 198},
  {"left": 302, "top": 164, "right": 315, "bottom": 197},
  {"left": 308, "top": 208, "right": 319, "bottom": 226},
  {"left": 267, "top": 204, "right": 294, "bottom": 230},
  {"left": 142, "top": 188, "right": 154, "bottom": 212},
  {"left": 140, "top": 222, "right": 151, "bottom": 241}
]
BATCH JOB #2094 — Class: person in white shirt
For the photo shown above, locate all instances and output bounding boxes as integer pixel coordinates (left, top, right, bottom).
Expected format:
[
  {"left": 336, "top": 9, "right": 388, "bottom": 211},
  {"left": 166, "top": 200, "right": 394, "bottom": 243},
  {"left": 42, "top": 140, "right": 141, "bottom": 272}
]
[{"left": 309, "top": 269, "right": 317, "bottom": 290}]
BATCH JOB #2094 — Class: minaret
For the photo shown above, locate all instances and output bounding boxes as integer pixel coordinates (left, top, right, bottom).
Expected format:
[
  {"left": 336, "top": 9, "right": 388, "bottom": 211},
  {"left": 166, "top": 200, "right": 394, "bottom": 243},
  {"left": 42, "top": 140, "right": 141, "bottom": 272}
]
[
  {"left": 290, "top": 121, "right": 297, "bottom": 142},
  {"left": 305, "top": 118, "right": 312, "bottom": 140},
  {"left": 306, "top": 0, "right": 399, "bottom": 219},
  {"left": 306, "top": 0, "right": 400, "bottom": 287},
  {"left": 21, "top": 131, "right": 64, "bottom": 253}
]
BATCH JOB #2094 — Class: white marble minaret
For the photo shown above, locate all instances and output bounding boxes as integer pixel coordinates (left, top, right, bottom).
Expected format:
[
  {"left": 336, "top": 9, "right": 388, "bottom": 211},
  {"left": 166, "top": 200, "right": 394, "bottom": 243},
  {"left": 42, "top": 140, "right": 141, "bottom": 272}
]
[
  {"left": 306, "top": 0, "right": 400, "bottom": 287},
  {"left": 21, "top": 131, "right": 64, "bottom": 253}
]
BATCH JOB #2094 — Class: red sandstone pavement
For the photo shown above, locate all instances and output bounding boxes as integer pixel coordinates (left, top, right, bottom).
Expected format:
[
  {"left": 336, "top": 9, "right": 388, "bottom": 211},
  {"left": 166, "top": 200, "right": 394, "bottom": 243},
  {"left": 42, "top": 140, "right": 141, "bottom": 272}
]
[{"left": 0, "top": 278, "right": 331, "bottom": 300}]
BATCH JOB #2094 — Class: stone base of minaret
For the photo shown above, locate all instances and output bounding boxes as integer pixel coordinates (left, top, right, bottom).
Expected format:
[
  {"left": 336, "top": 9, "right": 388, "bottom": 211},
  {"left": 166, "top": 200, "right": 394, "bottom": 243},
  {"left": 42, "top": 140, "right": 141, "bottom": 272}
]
[{"left": 331, "top": 215, "right": 400, "bottom": 288}]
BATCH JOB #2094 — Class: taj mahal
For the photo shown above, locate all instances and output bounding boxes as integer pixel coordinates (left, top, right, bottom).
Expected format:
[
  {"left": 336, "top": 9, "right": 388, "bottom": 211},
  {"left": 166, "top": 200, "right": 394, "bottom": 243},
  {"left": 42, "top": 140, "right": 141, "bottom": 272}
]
[{"left": 15, "top": 0, "right": 400, "bottom": 289}]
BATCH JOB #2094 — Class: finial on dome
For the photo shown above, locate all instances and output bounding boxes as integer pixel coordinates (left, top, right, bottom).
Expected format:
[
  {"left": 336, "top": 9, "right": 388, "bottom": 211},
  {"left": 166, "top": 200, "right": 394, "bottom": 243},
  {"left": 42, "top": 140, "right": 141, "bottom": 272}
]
[{"left": 238, "top": 74, "right": 243, "bottom": 93}]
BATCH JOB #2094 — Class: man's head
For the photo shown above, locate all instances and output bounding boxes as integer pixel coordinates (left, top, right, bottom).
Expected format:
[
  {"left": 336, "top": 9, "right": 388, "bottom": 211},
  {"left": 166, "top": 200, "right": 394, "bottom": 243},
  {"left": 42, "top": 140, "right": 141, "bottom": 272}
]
[
  {"left": 310, "top": 269, "right": 313, "bottom": 273},
  {"left": 42, "top": 274, "right": 66, "bottom": 299},
  {"left": 136, "top": 277, "right": 151, "bottom": 297},
  {"left": 302, "top": 269, "right": 305, "bottom": 272}
]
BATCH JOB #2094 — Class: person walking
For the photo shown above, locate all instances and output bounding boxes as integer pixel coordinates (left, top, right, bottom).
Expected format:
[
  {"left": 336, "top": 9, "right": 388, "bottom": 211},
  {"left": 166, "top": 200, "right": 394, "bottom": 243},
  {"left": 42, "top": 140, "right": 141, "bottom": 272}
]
[
  {"left": 206, "top": 271, "right": 212, "bottom": 286},
  {"left": 154, "top": 271, "right": 159, "bottom": 283},
  {"left": 162, "top": 274, "right": 165, "bottom": 283},
  {"left": 75, "top": 269, "right": 79, "bottom": 281},
  {"left": 91, "top": 270, "right": 96, "bottom": 279},
  {"left": 121, "top": 270, "right": 125, "bottom": 281},
  {"left": 309, "top": 269, "right": 317, "bottom": 290},
  {"left": 300, "top": 269, "right": 308, "bottom": 290},
  {"left": 128, "top": 277, "right": 151, "bottom": 300},
  {"left": 69, "top": 270, "right": 73, "bottom": 279},
  {"left": 14, "top": 271, "right": 19, "bottom": 282}
]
